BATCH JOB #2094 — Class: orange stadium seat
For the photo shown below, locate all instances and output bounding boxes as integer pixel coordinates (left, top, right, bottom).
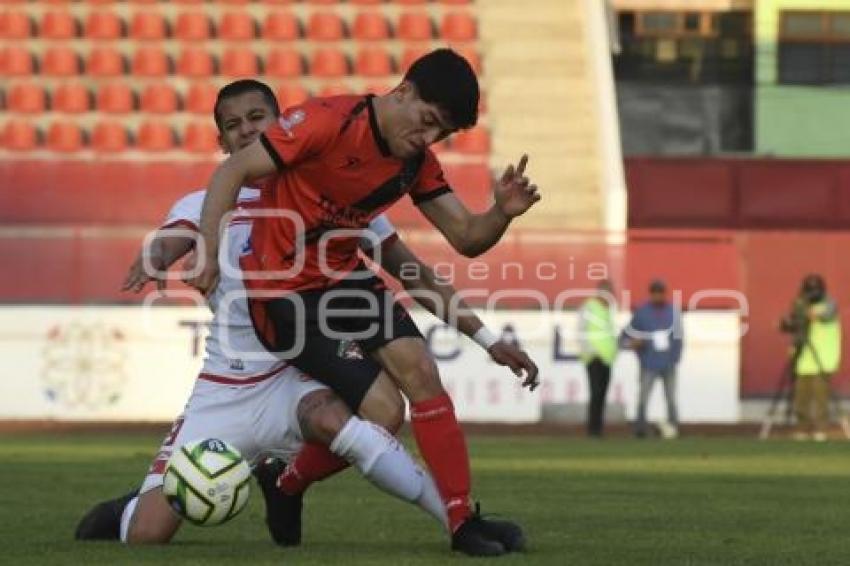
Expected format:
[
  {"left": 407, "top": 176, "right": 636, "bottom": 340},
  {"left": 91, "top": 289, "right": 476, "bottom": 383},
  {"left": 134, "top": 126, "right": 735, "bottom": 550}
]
[
  {"left": 219, "top": 12, "right": 256, "bottom": 41},
  {"left": 318, "top": 83, "right": 352, "bottom": 97},
  {"left": 91, "top": 121, "right": 129, "bottom": 152},
  {"left": 42, "top": 46, "right": 81, "bottom": 77},
  {"left": 399, "top": 46, "right": 428, "bottom": 72},
  {"left": 307, "top": 12, "right": 345, "bottom": 41},
  {"left": 452, "top": 127, "right": 489, "bottom": 154},
  {"left": 396, "top": 12, "right": 432, "bottom": 41},
  {"left": 1, "top": 47, "right": 34, "bottom": 76},
  {"left": 7, "top": 83, "right": 46, "bottom": 113},
  {"left": 53, "top": 83, "right": 91, "bottom": 113},
  {"left": 306, "top": 0, "right": 338, "bottom": 4},
  {"left": 310, "top": 48, "right": 349, "bottom": 78},
  {"left": 2, "top": 120, "right": 38, "bottom": 151},
  {"left": 137, "top": 120, "right": 176, "bottom": 151},
  {"left": 355, "top": 47, "right": 393, "bottom": 77},
  {"left": 275, "top": 83, "right": 310, "bottom": 108},
  {"left": 266, "top": 48, "right": 303, "bottom": 78},
  {"left": 0, "top": 12, "right": 32, "bottom": 39},
  {"left": 173, "top": 0, "right": 204, "bottom": 4},
  {"left": 186, "top": 83, "right": 218, "bottom": 114},
  {"left": 96, "top": 83, "right": 135, "bottom": 114},
  {"left": 40, "top": 10, "right": 78, "bottom": 40},
  {"left": 351, "top": 0, "right": 384, "bottom": 5},
  {"left": 177, "top": 47, "right": 215, "bottom": 78},
  {"left": 221, "top": 47, "right": 259, "bottom": 77},
  {"left": 261, "top": 0, "right": 297, "bottom": 4},
  {"left": 440, "top": 11, "right": 477, "bottom": 41},
  {"left": 86, "top": 46, "right": 125, "bottom": 77},
  {"left": 184, "top": 122, "right": 220, "bottom": 153},
  {"left": 87, "top": 0, "right": 119, "bottom": 4},
  {"left": 394, "top": 0, "right": 428, "bottom": 5},
  {"left": 174, "top": 12, "right": 212, "bottom": 41},
  {"left": 130, "top": 12, "right": 168, "bottom": 41},
  {"left": 46, "top": 121, "right": 84, "bottom": 152},
  {"left": 131, "top": 46, "right": 171, "bottom": 77},
  {"left": 439, "top": 0, "right": 471, "bottom": 4},
  {"left": 140, "top": 83, "right": 180, "bottom": 114},
  {"left": 84, "top": 11, "right": 123, "bottom": 40},
  {"left": 352, "top": 11, "right": 390, "bottom": 41},
  {"left": 221, "top": 0, "right": 251, "bottom": 4},
  {"left": 262, "top": 12, "right": 300, "bottom": 41}
]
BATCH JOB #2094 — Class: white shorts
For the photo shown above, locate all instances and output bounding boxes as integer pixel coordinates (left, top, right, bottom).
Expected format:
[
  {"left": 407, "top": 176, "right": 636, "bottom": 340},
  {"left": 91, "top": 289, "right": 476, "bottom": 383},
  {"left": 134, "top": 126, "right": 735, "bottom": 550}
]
[{"left": 140, "top": 365, "right": 326, "bottom": 495}]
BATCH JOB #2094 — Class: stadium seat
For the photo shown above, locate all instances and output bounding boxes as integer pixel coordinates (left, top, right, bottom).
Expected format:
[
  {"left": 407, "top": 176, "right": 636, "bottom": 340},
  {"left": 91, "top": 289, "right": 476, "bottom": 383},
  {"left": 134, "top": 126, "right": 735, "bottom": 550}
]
[
  {"left": 310, "top": 48, "right": 349, "bottom": 78},
  {"left": 2, "top": 120, "right": 38, "bottom": 151},
  {"left": 40, "top": 10, "right": 78, "bottom": 40},
  {"left": 91, "top": 121, "right": 129, "bottom": 152},
  {"left": 86, "top": 46, "right": 125, "bottom": 77},
  {"left": 177, "top": 47, "right": 215, "bottom": 78},
  {"left": 352, "top": 11, "right": 390, "bottom": 41},
  {"left": 265, "top": 48, "right": 303, "bottom": 78},
  {"left": 52, "top": 83, "right": 91, "bottom": 113},
  {"left": 394, "top": 0, "right": 428, "bottom": 4},
  {"left": 186, "top": 82, "right": 218, "bottom": 114},
  {"left": 355, "top": 47, "right": 393, "bottom": 77},
  {"left": 96, "top": 83, "right": 135, "bottom": 113},
  {"left": 452, "top": 127, "right": 489, "bottom": 154},
  {"left": 221, "top": 0, "right": 251, "bottom": 4},
  {"left": 260, "top": 0, "right": 297, "bottom": 4},
  {"left": 46, "top": 121, "right": 84, "bottom": 152},
  {"left": 262, "top": 12, "right": 300, "bottom": 41},
  {"left": 219, "top": 12, "right": 255, "bottom": 41},
  {"left": 1, "top": 47, "right": 34, "bottom": 76},
  {"left": 439, "top": 0, "right": 471, "bottom": 4},
  {"left": 137, "top": 120, "right": 176, "bottom": 152},
  {"left": 351, "top": 0, "right": 384, "bottom": 5},
  {"left": 275, "top": 83, "right": 310, "bottom": 108},
  {"left": 184, "top": 122, "right": 220, "bottom": 153},
  {"left": 84, "top": 11, "right": 123, "bottom": 40},
  {"left": 7, "top": 83, "right": 46, "bottom": 113},
  {"left": 140, "top": 83, "right": 180, "bottom": 114},
  {"left": 173, "top": 0, "right": 204, "bottom": 4},
  {"left": 307, "top": 12, "right": 345, "bottom": 41},
  {"left": 440, "top": 12, "right": 477, "bottom": 41},
  {"left": 221, "top": 48, "right": 259, "bottom": 77},
  {"left": 130, "top": 12, "right": 168, "bottom": 41},
  {"left": 42, "top": 46, "right": 81, "bottom": 77},
  {"left": 174, "top": 12, "right": 211, "bottom": 41},
  {"left": 396, "top": 12, "right": 432, "bottom": 41},
  {"left": 0, "top": 11, "right": 32, "bottom": 39},
  {"left": 400, "top": 46, "right": 428, "bottom": 72},
  {"left": 131, "top": 46, "right": 171, "bottom": 77}
]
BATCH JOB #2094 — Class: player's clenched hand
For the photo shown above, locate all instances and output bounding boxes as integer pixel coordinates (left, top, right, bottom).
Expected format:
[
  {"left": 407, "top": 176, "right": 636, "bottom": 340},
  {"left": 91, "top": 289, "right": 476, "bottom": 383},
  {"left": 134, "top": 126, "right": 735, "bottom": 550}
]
[
  {"left": 122, "top": 249, "right": 168, "bottom": 293},
  {"left": 493, "top": 154, "right": 541, "bottom": 219},
  {"left": 185, "top": 254, "right": 220, "bottom": 297},
  {"left": 488, "top": 340, "right": 540, "bottom": 391}
]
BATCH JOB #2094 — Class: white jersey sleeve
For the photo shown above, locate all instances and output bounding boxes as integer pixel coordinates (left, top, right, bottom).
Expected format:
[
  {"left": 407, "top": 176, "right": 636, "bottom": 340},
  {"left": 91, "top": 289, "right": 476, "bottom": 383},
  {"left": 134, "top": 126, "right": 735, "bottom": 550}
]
[
  {"left": 359, "top": 214, "right": 398, "bottom": 253},
  {"left": 162, "top": 190, "right": 205, "bottom": 230}
]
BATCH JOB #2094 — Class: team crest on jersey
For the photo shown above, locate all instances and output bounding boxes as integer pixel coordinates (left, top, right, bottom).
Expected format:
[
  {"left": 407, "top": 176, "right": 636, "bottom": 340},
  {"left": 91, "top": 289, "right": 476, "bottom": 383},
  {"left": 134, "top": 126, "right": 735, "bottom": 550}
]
[
  {"left": 337, "top": 340, "right": 364, "bottom": 360},
  {"left": 278, "top": 109, "right": 306, "bottom": 138}
]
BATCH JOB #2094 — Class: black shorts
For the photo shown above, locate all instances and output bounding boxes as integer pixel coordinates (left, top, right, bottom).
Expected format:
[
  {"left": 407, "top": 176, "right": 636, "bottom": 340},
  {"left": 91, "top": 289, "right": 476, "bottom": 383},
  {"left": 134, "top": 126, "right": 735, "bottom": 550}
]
[{"left": 249, "top": 270, "right": 423, "bottom": 411}]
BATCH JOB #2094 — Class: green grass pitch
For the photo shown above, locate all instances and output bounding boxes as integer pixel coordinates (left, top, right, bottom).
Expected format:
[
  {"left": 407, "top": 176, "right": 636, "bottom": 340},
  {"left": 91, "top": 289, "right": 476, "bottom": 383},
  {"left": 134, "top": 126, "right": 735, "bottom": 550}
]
[{"left": 2, "top": 432, "right": 850, "bottom": 565}]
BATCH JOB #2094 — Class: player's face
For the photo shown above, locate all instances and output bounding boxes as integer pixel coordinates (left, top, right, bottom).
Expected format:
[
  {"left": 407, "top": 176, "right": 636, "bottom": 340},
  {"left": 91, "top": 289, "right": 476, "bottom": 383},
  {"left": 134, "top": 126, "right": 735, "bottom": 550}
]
[
  {"left": 386, "top": 83, "right": 455, "bottom": 159},
  {"left": 217, "top": 92, "right": 277, "bottom": 154}
]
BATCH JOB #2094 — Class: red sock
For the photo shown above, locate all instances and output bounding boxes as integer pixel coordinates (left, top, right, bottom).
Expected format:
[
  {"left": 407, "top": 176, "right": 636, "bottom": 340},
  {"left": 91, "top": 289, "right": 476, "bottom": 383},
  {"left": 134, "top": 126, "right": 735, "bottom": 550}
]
[
  {"left": 410, "top": 393, "right": 472, "bottom": 533},
  {"left": 277, "top": 443, "right": 349, "bottom": 495}
]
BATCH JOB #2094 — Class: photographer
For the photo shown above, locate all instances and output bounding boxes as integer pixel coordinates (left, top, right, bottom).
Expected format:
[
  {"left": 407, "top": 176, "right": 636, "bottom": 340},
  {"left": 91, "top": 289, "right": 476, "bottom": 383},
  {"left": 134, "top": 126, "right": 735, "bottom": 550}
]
[{"left": 782, "top": 274, "right": 842, "bottom": 441}]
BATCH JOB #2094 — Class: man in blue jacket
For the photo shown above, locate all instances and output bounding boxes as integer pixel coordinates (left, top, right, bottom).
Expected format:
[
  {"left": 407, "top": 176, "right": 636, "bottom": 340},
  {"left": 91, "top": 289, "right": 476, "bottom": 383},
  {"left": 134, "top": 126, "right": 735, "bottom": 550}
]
[{"left": 621, "top": 279, "right": 684, "bottom": 438}]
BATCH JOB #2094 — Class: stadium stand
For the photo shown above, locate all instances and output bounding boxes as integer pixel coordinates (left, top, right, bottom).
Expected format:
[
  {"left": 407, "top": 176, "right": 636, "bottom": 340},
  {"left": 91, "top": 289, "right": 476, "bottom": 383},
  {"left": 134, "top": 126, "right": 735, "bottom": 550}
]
[
  {"left": 7, "top": 83, "right": 46, "bottom": 114},
  {"left": 91, "top": 121, "right": 130, "bottom": 153},
  {"left": 53, "top": 84, "right": 91, "bottom": 114}
]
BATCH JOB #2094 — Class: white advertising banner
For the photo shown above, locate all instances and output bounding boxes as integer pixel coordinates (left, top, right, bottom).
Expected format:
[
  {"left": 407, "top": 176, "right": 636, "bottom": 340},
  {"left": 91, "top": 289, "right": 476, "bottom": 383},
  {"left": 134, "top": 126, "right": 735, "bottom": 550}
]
[{"left": 0, "top": 307, "right": 740, "bottom": 423}]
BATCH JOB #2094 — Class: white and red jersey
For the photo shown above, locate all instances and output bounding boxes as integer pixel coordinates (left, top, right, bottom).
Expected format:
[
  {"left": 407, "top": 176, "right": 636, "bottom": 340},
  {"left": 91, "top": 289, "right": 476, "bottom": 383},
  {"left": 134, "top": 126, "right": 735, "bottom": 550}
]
[{"left": 161, "top": 188, "right": 398, "bottom": 382}]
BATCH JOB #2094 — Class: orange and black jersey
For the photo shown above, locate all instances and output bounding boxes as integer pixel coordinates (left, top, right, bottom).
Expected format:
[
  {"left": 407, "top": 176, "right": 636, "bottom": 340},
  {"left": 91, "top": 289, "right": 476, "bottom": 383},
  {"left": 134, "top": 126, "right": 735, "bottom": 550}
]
[{"left": 243, "top": 94, "right": 451, "bottom": 293}]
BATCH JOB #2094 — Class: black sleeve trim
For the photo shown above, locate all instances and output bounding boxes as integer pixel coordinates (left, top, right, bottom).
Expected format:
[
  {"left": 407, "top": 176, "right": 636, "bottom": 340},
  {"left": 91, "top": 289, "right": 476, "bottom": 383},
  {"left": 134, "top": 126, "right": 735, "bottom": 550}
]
[
  {"left": 260, "top": 133, "right": 285, "bottom": 171},
  {"left": 412, "top": 185, "right": 452, "bottom": 206}
]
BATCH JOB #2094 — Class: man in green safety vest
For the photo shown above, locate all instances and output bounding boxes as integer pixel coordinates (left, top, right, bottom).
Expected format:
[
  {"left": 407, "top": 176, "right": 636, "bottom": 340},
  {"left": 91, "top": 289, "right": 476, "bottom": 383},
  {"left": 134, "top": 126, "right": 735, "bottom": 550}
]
[{"left": 578, "top": 280, "right": 619, "bottom": 437}]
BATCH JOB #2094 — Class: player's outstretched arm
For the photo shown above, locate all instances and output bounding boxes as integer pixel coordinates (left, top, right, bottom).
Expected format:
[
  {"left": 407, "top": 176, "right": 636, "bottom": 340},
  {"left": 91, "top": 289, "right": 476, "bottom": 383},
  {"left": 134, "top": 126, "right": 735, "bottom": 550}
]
[
  {"left": 122, "top": 232, "right": 194, "bottom": 293},
  {"left": 417, "top": 154, "right": 540, "bottom": 258}
]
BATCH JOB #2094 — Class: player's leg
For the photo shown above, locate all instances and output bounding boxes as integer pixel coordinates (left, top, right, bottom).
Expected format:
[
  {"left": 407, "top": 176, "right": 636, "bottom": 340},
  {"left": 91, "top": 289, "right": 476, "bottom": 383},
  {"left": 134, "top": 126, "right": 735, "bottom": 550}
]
[
  {"left": 635, "top": 368, "right": 653, "bottom": 437},
  {"left": 123, "top": 488, "right": 181, "bottom": 544}
]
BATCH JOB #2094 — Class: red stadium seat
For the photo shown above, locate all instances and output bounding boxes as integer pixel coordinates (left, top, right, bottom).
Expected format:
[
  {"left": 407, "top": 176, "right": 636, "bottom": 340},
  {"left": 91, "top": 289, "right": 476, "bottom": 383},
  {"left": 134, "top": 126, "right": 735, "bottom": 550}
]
[
  {"left": 440, "top": 12, "right": 477, "bottom": 41},
  {"left": 130, "top": 12, "right": 168, "bottom": 41},
  {"left": 221, "top": 47, "right": 259, "bottom": 77},
  {"left": 318, "top": 83, "right": 352, "bottom": 97},
  {"left": 131, "top": 46, "right": 171, "bottom": 77},
  {"left": 275, "top": 83, "right": 310, "bottom": 108},
  {"left": 184, "top": 122, "right": 220, "bottom": 153},
  {"left": 355, "top": 47, "right": 393, "bottom": 77},
  {"left": 2, "top": 120, "right": 38, "bottom": 151},
  {"left": 266, "top": 48, "right": 303, "bottom": 78},
  {"left": 46, "top": 121, "right": 84, "bottom": 152},
  {"left": 261, "top": 0, "right": 297, "bottom": 4},
  {"left": 91, "top": 121, "right": 129, "bottom": 152},
  {"left": 399, "top": 46, "right": 428, "bottom": 72},
  {"left": 84, "top": 11, "right": 123, "bottom": 40},
  {"left": 137, "top": 121, "right": 176, "bottom": 152},
  {"left": 177, "top": 47, "right": 215, "bottom": 78},
  {"left": 174, "top": 12, "right": 211, "bottom": 41},
  {"left": 394, "top": 0, "right": 428, "bottom": 4},
  {"left": 310, "top": 48, "right": 348, "bottom": 78},
  {"left": 186, "top": 82, "right": 218, "bottom": 114},
  {"left": 40, "top": 10, "right": 78, "bottom": 39},
  {"left": 396, "top": 12, "right": 432, "bottom": 41},
  {"left": 262, "top": 12, "right": 300, "bottom": 41},
  {"left": 173, "top": 0, "right": 204, "bottom": 4},
  {"left": 1, "top": 47, "right": 34, "bottom": 76},
  {"left": 352, "top": 11, "right": 390, "bottom": 41},
  {"left": 439, "top": 0, "right": 470, "bottom": 4},
  {"left": 86, "top": 46, "right": 125, "bottom": 76},
  {"left": 96, "top": 83, "right": 135, "bottom": 113},
  {"left": 42, "top": 46, "right": 81, "bottom": 77},
  {"left": 53, "top": 83, "right": 91, "bottom": 113},
  {"left": 307, "top": 11, "right": 345, "bottom": 41},
  {"left": 140, "top": 83, "right": 180, "bottom": 114},
  {"left": 219, "top": 12, "right": 255, "bottom": 41},
  {"left": 351, "top": 0, "right": 384, "bottom": 5},
  {"left": 221, "top": 0, "right": 251, "bottom": 4},
  {"left": 452, "top": 127, "right": 489, "bottom": 154},
  {"left": 7, "top": 83, "right": 46, "bottom": 113},
  {"left": 0, "top": 12, "right": 32, "bottom": 39}
]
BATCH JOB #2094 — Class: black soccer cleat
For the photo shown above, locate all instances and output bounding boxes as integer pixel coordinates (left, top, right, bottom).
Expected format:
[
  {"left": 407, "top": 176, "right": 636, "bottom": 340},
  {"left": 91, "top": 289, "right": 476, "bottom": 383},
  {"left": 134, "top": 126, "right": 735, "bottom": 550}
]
[
  {"left": 451, "top": 511, "right": 507, "bottom": 557},
  {"left": 74, "top": 490, "right": 138, "bottom": 541},
  {"left": 254, "top": 458, "right": 303, "bottom": 547},
  {"left": 472, "top": 503, "right": 527, "bottom": 553}
]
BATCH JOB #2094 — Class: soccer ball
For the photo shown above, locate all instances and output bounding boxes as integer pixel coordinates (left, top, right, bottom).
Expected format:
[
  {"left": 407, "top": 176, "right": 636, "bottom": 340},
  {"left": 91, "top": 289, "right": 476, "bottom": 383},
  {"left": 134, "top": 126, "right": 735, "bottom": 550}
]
[{"left": 162, "top": 438, "right": 252, "bottom": 526}]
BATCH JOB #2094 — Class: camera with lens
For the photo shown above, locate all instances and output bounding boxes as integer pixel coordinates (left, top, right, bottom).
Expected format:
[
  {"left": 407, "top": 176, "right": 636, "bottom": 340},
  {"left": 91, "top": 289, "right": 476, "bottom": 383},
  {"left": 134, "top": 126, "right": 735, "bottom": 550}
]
[{"left": 779, "top": 274, "right": 825, "bottom": 348}]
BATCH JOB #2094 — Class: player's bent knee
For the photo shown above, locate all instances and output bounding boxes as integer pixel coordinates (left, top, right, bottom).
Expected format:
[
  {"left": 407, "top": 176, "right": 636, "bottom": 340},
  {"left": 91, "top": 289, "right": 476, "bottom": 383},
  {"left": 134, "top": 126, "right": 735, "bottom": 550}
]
[
  {"left": 359, "top": 372, "right": 405, "bottom": 434},
  {"left": 298, "top": 389, "right": 351, "bottom": 445},
  {"left": 126, "top": 489, "right": 181, "bottom": 545}
]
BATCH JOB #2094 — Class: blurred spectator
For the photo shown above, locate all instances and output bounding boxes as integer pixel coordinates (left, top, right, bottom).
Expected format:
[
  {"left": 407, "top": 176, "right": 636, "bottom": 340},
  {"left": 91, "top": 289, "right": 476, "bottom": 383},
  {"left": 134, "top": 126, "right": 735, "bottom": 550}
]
[
  {"left": 577, "top": 280, "right": 618, "bottom": 437},
  {"left": 621, "top": 279, "right": 683, "bottom": 439}
]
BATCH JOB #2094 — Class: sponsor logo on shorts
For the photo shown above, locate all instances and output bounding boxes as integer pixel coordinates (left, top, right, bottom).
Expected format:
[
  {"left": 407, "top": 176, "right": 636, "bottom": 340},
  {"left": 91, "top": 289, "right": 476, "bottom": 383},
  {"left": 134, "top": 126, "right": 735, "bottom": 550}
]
[{"left": 337, "top": 339, "right": 364, "bottom": 360}]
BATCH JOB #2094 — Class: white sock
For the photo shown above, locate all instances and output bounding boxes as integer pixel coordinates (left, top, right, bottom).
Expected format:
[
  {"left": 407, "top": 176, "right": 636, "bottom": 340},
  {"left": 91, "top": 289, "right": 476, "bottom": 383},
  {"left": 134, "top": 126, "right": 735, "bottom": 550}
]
[
  {"left": 119, "top": 495, "right": 139, "bottom": 543},
  {"left": 330, "top": 417, "right": 448, "bottom": 530}
]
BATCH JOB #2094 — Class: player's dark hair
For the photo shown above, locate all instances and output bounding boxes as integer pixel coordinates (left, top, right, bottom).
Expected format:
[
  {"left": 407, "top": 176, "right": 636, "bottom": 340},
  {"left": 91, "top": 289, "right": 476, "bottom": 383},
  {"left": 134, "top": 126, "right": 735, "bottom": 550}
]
[
  {"left": 404, "top": 48, "right": 479, "bottom": 129},
  {"left": 213, "top": 80, "right": 280, "bottom": 130}
]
